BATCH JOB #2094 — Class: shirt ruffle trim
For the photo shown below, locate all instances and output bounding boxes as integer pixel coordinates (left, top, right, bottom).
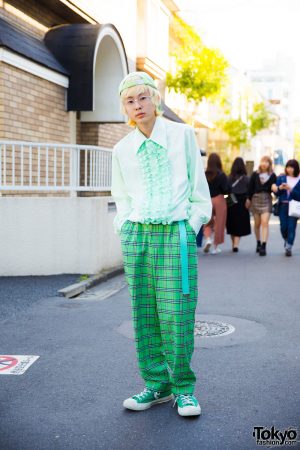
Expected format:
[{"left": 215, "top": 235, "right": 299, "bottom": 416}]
[{"left": 137, "top": 140, "right": 173, "bottom": 223}]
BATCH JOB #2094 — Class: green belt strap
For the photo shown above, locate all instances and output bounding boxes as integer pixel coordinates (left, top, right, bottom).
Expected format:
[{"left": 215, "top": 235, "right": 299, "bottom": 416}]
[{"left": 178, "top": 220, "right": 189, "bottom": 295}]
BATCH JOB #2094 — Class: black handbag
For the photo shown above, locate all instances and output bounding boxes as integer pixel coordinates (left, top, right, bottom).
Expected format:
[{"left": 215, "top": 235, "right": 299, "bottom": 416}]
[
  {"left": 225, "top": 193, "right": 238, "bottom": 208},
  {"left": 272, "top": 201, "right": 280, "bottom": 216},
  {"left": 225, "top": 176, "right": 242, "bottom": 208}
]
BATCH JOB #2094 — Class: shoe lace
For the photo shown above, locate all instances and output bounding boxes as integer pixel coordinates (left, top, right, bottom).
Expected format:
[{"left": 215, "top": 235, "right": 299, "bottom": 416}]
[
  {"left": 173, "top": 394, "right": 195, "bottom": 407},
  {"left": 134, "top": 388, "right": 155, "bottom": 401}
]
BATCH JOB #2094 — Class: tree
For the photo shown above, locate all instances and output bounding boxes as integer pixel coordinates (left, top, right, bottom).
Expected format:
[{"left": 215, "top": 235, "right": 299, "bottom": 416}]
[
  {"left": 166, "top": 15, "right": 229, "bottom": 103},
  {"left": 218, "top": 102, "right": 274, "bottom": 149},
  {"left": 248, "top": 102, "right": 274, "bottom": 137},
  {"left": 220, "top": 118, "right": 249, "bottom": 147}
]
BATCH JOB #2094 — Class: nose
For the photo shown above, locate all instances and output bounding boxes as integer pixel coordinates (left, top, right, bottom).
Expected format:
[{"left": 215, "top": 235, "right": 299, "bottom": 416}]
[{"left": 134, "top": 100, "right": 142, "bottom": 109}]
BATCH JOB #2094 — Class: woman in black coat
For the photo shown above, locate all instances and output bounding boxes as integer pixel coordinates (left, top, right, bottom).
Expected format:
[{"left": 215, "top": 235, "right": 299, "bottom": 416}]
[
  {"left": 226, "top": 157, "right": 251, "bottom": 252},
  {"left": 247, "top": 156, "right": 277, "bottom": 256}
]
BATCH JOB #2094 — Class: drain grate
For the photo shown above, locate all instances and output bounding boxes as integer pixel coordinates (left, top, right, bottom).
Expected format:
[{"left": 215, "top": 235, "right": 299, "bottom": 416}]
[{"left": 194, "top": 320, "right": 235, "bottom": 337}]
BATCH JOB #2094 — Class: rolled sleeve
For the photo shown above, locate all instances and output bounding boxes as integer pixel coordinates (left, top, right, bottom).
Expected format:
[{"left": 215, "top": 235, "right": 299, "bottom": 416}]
[
  {"left": 111, "top": 149, "right": 132, "bottom": 235},
  {"left": 185, "top": 127, "right": 212, "bottom": 235}
]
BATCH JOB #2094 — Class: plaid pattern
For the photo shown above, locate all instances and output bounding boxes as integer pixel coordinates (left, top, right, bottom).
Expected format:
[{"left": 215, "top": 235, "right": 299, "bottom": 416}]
[
  {"left": 251, "top": 192, "right": 272, "bottom": 214},
  {"left": 120, "top": 219, "right": 198, "bottom": 395}
]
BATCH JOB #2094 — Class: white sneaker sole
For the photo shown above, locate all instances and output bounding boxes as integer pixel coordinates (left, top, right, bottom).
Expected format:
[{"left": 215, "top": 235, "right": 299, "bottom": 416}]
[
  {"left": 178, "top": 404, "right": 201, "bottom": 416},
  {"left": 123, "top": 394, "right": 174, "bottom": 411}
]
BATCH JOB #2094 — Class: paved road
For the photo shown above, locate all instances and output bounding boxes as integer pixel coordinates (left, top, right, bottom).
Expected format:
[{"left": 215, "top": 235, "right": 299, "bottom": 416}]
[{"left": 0, "top": 219, "right": 299, "bottom": 450}]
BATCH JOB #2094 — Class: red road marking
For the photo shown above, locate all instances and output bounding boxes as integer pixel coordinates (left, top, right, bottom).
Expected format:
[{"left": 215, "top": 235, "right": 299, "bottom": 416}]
[{"left": 0, "top": 356, "right": 18, "bottom": 371}]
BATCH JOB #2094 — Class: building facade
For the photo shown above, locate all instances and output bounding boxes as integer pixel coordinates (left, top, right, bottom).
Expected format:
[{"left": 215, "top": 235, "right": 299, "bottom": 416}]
[
  {"left": 0, "top": 0, "right": 182, "bottom": 197},
  {"left": 0, "top": 0, "right": 187, "bottom": 276},
  {"left": 246, "top": 57, "right": 294, "bottom": 171}
]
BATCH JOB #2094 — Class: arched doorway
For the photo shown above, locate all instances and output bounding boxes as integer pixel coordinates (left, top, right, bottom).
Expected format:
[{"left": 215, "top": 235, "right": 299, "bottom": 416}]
[
  {"left": 81, "top": 27, "right": 128, "bottom": 122},
  {"left": 44, "top": 23, "right": 128, "bottom": 117}
]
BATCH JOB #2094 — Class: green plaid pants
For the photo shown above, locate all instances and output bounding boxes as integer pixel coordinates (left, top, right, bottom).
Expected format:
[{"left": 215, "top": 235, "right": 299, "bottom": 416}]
[{"left": 120, "top": 219, "right": 198, "bottom": 395}]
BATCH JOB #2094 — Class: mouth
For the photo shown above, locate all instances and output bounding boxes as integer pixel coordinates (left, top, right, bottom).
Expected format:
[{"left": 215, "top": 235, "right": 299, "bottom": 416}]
[{"left": 135, "top": 113, "right": 146, "bottom": 118}]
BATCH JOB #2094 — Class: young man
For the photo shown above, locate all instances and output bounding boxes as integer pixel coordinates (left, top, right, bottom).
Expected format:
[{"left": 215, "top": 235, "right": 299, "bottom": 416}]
[{"left": 111, "top": 71, "right": 212, "bottom": 417}]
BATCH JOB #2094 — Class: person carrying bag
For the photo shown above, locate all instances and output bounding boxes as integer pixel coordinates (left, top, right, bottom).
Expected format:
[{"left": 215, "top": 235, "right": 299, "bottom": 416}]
[
  {"left": 226, "top": 157, "right": 251, "bottom": 252},
  {"left": 272, "top": 159, "right": 300, "bottom": 256}
]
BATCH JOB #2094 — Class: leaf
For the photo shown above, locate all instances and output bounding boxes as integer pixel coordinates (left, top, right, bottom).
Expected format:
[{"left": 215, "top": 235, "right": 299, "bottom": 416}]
[{"left": 167, "top": 15, "right": 229, "bottom": 103}]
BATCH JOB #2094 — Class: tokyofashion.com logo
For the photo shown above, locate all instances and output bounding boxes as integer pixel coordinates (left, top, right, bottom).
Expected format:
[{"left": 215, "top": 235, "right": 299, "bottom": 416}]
[{"left": 253, "top": 426, "right": 298, "bottom": 446}]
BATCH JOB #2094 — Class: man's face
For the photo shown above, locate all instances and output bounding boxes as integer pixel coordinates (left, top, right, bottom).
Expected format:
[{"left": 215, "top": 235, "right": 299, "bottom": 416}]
[{"left": 123, "top": 89, "right": 156, "bottom": 125}]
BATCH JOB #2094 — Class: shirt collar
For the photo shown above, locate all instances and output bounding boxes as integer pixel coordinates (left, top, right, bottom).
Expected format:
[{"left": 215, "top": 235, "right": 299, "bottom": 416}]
[{"left": 133, "top": 116, "right": 168, "bottom": 154}]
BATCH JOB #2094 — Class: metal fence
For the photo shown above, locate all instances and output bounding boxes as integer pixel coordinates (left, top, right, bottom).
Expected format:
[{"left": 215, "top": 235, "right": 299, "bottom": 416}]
[{"left": 0, "top": 140, "right": 112, "bottom": 192}]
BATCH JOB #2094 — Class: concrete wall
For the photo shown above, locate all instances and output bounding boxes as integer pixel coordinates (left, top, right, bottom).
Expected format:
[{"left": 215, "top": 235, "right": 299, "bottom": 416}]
[{"left": 0, "top": 197, "right": 122, "bottom": 276}]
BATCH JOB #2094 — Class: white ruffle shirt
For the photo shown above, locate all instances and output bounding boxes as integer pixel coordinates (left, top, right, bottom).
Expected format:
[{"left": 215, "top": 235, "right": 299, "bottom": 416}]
[{"left": 111, "top": 116, "right": 212, "bottom": 236}]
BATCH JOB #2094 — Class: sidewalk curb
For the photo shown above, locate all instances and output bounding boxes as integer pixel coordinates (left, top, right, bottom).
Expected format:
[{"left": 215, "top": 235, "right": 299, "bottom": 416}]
[{"left": 58, "top": 265, "right": 125, "bottom": 299}]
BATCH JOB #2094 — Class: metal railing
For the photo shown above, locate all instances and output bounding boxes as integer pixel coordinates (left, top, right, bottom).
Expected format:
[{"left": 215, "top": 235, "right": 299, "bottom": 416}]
[{"left": 0, "top": 140, "right": 112, "bottom": 192}]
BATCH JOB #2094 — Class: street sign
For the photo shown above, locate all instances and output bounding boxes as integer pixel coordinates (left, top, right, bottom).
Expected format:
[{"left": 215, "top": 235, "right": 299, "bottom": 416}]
[{"left": 0, "top": 355, "right": 39, "bottom": 375}]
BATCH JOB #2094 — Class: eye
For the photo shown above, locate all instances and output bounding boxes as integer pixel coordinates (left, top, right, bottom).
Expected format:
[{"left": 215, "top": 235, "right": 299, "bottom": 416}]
[{"left": 126, "top": 99, "right": 134, "bottom": 105}]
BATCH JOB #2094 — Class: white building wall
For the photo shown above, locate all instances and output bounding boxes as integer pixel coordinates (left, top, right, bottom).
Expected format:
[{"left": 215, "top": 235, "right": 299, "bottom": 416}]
[
  {"left": 247, "top": 63, "right": 294, "bottom": 143},
  {"left": 136, "top": 0, "right": 170, "bottom": 72},
  {"left": 0, "top": 198, "right": 123, "bottom": 276},
  {"left": 72, "top": 0, "right": 138, "bottom": 72}
]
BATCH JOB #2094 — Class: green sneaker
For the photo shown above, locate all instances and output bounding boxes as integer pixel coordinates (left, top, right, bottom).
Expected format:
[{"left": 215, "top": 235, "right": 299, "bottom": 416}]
[
  {"left": 173, "top": 394, "right": 201, "bottom": 416},
  {"left": 123, "top": 387, "right": 174, "bottom": 411}
]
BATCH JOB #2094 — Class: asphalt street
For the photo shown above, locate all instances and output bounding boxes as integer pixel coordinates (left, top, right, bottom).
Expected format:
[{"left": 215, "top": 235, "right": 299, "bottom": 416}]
[{"left": 0, "top": 219, "right": 299, "bottom": 450}]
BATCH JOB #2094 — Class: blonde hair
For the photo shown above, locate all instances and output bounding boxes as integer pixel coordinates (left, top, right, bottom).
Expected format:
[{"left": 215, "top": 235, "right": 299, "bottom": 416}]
[
  {"left": 120, "top": 84, "right": 163, "bottom": 127},
  {"left": 258, "top": 155, "right": 273, "bottom": 174}
]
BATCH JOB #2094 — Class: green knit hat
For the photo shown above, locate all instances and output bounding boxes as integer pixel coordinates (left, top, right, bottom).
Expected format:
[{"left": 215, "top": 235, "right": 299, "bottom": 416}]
[{"left": 118, "top": 71, "right": 158, "bottom": 95}]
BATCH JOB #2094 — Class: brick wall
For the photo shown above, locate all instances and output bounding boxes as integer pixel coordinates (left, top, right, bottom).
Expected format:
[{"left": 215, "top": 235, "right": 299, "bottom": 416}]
[
  {"left": 77, "top": 122, "right": 131, "bottom": 197},
  {"left": 0, "top": 62, "right": 72, "bottom": 196},
  {"left": 0, "top": 63, "right": 132, "bottom": 197},
  {"left": 0, "top": 3, "right": 133, "bottom": 198},
  {"left": 98, "top": 123, "right": 132, "bottom": 148},
  {"left": 0, "top": 62, "right": 70, "bottom": 142},
  {"left": 80, "top": 122, "right": 131, "bottom": 147},
  {"left": 79, "top": 123, "right": 99, "bottom": 146}
]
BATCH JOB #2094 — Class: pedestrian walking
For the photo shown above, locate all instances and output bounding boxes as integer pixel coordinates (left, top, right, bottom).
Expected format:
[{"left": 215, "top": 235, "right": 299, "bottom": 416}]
[
  {"left": 111, "top": 72, "right": 212, "bottom": 417},
  {"left": 202, "top": 153, "right": 230, "bottom": 254},
  {"left": 226, "top": 157, "right": 251, "bottom": 252},
  {"left": 247, "top": 156, "right": 277, "bottom": 256},
  {"left": 271, "top": 159, "right": 300, "bottom": 256},
  {"left": 196, "top": 225, "right": 204, "bottom": 249}
]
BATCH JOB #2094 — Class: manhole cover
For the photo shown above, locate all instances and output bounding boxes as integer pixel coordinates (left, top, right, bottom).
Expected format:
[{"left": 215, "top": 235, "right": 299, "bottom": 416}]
[
  {"left": 194, "top": 320, "right": 235, "bottom": 337},
  {"left": 116, "top": 315, "right": 266, "bottom": 348}
]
